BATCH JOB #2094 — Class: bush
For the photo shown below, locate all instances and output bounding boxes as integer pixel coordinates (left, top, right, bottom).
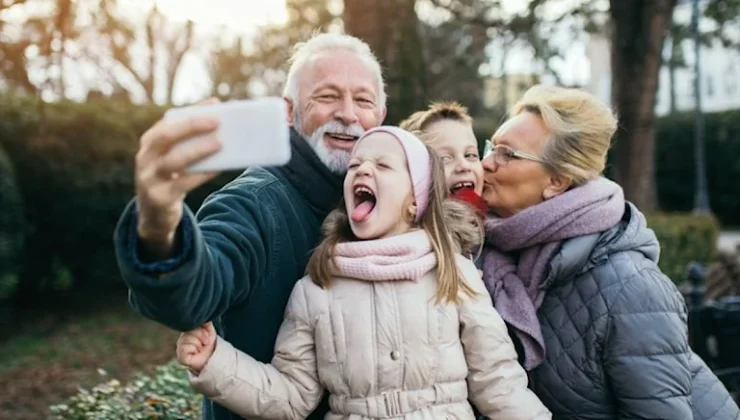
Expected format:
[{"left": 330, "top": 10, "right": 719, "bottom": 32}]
[
  {"left": 646, "top": 212, "right": 720, "bottom": 283},
  {"left": 656, "top": 109, "right": 740, "bottom": 226},
  {"left": 0, "top": 95, "right": 237, "bottom": 301},
  {"left": 0, "top": 143, "right": 25, "bottom": 299},
  {"left": 49, "top": 360, "right": 201, "bottom": 419}
]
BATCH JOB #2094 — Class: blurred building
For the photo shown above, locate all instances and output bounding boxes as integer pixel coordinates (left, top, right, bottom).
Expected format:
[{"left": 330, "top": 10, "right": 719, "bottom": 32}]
[{"left": 482, "top": 73, "right": 540, "bottom": 112}]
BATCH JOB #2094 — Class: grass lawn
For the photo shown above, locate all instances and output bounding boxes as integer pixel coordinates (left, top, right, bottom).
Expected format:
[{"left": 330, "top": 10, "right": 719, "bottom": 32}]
[{"left": 0, "top": 293, "right": 179, "bottom": 419}]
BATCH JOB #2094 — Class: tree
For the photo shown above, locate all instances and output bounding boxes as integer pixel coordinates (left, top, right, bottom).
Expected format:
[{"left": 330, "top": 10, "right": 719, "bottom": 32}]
[
  {"left": 343, "top": 0, "right": 429, "bottom": 123},
  {"left": 208, "top": 0, "right": 338, "bottom": 100},
  {"left": 0, "top": 0, "right": 81, "bottom": 98},
  {"left": 609, "top": 0, "right": 677, "bottom": 211},
  {"left": 0, "top": 0, "right": 35, "bottom": 94},
  {"left": 85, "top": 0, "right": 195, "bottom": 104},
  {"left": 421, "top": 18, "right": 489, "bottom": 116},
  {"left": 427, "top": 0, "right": 673, "bottom": 211}
]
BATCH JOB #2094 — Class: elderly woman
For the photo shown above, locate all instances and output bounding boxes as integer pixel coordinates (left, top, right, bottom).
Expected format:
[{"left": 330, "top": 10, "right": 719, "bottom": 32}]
[{"left": 480, "top": 84, "right": 739, "bottom": 419}]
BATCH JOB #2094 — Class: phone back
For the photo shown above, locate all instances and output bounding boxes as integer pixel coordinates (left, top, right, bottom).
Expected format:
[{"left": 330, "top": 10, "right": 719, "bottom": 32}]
[{"left": 165, "top": 97, "right": 291, "bottom": 172}]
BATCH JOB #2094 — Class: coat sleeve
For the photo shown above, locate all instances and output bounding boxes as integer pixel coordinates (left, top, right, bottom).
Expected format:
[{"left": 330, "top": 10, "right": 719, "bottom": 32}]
[
  {"left": 188, "top": 279, "right": 324, "bottom": 419},
  {"left": 457, "top": 257, "right": 551, "bottom": 420},
  {"left": 114, "top": 173, "right": 281, "bottom": 331},
  {"left": 603, "top": 266, "right": 692, "bottom": 419}
]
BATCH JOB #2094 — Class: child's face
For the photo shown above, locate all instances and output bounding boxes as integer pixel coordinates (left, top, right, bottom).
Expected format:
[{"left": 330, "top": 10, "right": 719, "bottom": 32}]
[
  {"left": 425, "top": 119, "right": 484, "bottom": 196},
  {"left": 344, "top": 132, "right": 415, "bottom": 240}
]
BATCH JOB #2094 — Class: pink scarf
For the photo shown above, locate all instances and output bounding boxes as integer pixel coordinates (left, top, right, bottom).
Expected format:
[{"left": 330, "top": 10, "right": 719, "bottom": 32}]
[{"left": 332, "top": 230, "right": 437, "bottom": 281}]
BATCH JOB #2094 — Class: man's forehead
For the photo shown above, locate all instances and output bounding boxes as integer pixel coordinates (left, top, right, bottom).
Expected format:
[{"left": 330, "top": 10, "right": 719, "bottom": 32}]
[{"left": 304, "top": 50, "right": 378, "bottom": 92}]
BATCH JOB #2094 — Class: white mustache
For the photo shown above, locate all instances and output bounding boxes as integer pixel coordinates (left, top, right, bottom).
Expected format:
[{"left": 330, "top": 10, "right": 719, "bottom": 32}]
[{"left": 312, "top": 120, "right": 365, "bottom": 140}]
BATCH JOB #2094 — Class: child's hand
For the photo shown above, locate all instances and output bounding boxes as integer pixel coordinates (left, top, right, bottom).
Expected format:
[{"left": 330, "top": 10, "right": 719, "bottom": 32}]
[{"left": 176, "top": 321, "right": 217, "bottom": 374}]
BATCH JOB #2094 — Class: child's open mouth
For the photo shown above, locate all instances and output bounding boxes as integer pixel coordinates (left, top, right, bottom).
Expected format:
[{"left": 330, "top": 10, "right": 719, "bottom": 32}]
[
  {"left": 351, "top": 185, "right": 376, "bottom": 223},
  {"left": 450, "top": 181, "right": 475, "bottom": 195}
]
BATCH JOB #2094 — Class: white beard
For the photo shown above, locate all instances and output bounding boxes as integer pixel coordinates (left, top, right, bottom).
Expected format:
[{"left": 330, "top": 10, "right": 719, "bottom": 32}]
[{"left": 293, "top": 112, "right": 365, "bottom": 174}]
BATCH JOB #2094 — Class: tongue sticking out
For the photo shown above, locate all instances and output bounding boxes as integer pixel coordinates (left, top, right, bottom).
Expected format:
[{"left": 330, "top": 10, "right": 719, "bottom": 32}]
[{"left": 351, "top": 201, "right": 375, "bottom": 222}]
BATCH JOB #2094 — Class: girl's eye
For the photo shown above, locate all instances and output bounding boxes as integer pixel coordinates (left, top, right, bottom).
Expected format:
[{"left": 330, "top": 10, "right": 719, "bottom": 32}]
[
  {"left": 466, "top": 153, "right": 480, "bottom": 161},
  {"left": 440, "top": 155, "right": 453, "bottom": 163}
]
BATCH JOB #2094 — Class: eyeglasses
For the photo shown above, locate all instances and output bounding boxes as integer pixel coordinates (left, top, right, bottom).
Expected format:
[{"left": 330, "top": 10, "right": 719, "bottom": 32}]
[{"left": 482, "top": 140, "right": 545, "bottom": 166}]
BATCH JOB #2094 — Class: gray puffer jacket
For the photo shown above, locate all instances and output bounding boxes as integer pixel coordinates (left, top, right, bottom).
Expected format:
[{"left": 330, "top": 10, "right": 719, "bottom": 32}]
[{"left": 529, "top": 203, "right": 739, "bottom": 419}]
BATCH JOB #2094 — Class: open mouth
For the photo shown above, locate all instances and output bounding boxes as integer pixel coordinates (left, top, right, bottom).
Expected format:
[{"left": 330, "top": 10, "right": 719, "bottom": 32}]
[
  {"left": 450, "top": 181, "right": 475, "bottom": 194},
  {"left": 351, "top": 184, "right": 377, "bottom": 223}
]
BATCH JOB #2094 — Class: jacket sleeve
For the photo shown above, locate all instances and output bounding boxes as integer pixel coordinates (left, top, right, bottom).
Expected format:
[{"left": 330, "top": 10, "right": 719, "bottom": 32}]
[
  {"left": 113, "top": 174, "right": 281, "bottom": 331},
  {"left": 457, "top": 257, "right": 551, "bottom": 420},
  {"left": 603, "top": 266, "right": 692, "bottom": 419},
  {"left": 188, "top": 279, "right": 324, "bottom": 419}
]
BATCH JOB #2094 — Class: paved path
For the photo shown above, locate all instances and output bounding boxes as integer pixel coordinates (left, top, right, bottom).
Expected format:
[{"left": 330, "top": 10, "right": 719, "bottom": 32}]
[{"left": 718, "top": 231, "right": 740, "bottom": 252}]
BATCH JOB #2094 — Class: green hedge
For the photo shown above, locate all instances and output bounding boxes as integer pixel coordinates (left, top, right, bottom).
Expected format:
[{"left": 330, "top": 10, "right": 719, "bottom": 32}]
[
  {"left": 0, "top": 143, "right": 25, "bottom": 298},
  {"left": 49, "top": 360, "right": 201, "bottom": 419},
  {"left": 0, "top": 95, "right": 236, "bottom": 301},
  {"left": 646, "top": 212, "right": 720, "bottom": 283},
  {"left": 656, "top": 109, "right": 740, "bottom": 226}
]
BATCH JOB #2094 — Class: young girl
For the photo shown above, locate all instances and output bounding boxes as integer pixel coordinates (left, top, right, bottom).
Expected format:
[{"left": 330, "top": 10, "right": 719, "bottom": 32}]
[
  {"left": 400, "top": 101, "right": 486, "bottom": 216},
  {"left": 176, "top": 127, "right": 550, "bottom": 420}
]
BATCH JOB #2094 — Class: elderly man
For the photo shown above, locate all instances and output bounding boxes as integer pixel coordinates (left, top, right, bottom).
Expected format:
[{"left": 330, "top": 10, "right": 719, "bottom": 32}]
[{"left": 113, "top": 33, "right": 386, "bottom": 420}]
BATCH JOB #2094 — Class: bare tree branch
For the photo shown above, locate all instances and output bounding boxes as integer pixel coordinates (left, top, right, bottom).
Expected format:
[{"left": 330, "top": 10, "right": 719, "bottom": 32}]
[{"left": 166, "top": 20, "right": 194, "bottom": 104}]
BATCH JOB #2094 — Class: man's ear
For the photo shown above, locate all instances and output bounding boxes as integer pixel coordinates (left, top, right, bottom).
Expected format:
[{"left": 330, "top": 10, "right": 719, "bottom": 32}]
[
  {"left": 543, "top": 174, "right": 571, "bottom": 200},
  {"left": 284, "top": 97, "right": 294, "bottom": 126},
  {"left": 379, "top": 106, "right": 388, "bottom": 124}
]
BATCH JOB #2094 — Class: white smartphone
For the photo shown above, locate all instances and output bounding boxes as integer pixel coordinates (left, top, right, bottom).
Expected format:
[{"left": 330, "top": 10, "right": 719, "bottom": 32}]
[{"left": 164, "top": 97, "right": 291, "bottom": 173}]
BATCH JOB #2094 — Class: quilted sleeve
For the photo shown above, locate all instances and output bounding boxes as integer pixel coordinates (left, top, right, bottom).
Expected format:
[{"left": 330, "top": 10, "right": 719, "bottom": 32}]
[
  {"left": 189, "top": 279, "right": 324, "bottom": 419},
  {"left": 603, "top": 265, "right": 692, "bottom": 419},
  {"left": 457, "top": 257, "right": 552, "bottom": 420}
]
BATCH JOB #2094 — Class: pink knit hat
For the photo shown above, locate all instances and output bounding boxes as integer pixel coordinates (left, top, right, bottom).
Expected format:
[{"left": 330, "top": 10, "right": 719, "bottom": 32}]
[{"left": 352, "top": 126, "right": 432, "bottom": 222}]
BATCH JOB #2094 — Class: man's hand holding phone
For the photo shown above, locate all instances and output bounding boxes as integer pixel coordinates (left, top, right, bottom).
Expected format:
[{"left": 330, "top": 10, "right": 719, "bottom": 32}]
[{"left": 133, "top": 97, "right": 291, "bottom": 259}]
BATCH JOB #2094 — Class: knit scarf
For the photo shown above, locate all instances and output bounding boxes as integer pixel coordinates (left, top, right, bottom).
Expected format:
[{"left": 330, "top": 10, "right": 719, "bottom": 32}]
[
  {"left": 332, "top": 230, "right": 437, "bottom": 281},
  {"left": 482, "top": 177, "right": 625, "bottom": 370}
]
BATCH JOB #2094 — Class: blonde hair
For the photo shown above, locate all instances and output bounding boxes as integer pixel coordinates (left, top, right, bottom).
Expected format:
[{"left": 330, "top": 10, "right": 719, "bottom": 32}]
[
  {"left": 400, "top": 101, "right": 473, "bottom": 141},
  {"left": 306, "top": 146, "right": 482, "bottom": 304},
  {"left": 504, "top": 84, "right": 617, "bottom": 186}
]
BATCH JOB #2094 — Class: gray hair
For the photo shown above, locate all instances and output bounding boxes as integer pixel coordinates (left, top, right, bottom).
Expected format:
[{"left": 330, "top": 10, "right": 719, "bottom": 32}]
[{"left": 282, "top": 32, "right": 387, "bottom": 112}]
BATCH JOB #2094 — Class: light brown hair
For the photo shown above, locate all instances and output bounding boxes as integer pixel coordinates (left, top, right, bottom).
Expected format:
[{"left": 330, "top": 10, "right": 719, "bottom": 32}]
[
  {"left": 400, "top": 101, "right": 473, "bottom": 140},
  {"left": 505, "top": 84, "right": 618, "bottom": 186},
  {"left": 306, "top": 146, "right": 482, "bottom": 304}
]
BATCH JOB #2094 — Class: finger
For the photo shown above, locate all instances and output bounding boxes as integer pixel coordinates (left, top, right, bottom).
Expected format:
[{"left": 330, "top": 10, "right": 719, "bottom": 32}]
[
  {"left": 190, "top": 325, "right": 210, "bottom": 347},
  {"left": 180, "top": 335, "right": 204, "bottom": 351},
  {"left": 156, "top": 135, "right": 222, "bottom": 175},
  {"left": 174, "top": 171, "right": 221, "bottom": 194},
  {"left": 177, "top": 343, "right": 197, "bottom": 362},
  {"left": 202, "top": 322, "right": 217, "bottom": 344},
  {"left": 198, "top": 97, "right": 221, "bottom": 105},
  {"left": 141, "top": 117, "right": 220, "bottom": 154},
  {"left": 177, "top": 337, "right": 205, "bottom": 353}
]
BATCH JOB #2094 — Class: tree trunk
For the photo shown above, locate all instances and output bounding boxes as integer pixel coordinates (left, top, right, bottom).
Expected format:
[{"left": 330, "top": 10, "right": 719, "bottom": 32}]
[
  {"left": 669, "top": 62, "right": 676, "bottom": 114},
  {"left": 609, "top": 0, "right": 677, "bottom": 212},
  {"left": 668, "top": 35, "right": 679, "bottom": 114},
  {"left": 343, "top": 0, "right": 428, "bottom": 123}
]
